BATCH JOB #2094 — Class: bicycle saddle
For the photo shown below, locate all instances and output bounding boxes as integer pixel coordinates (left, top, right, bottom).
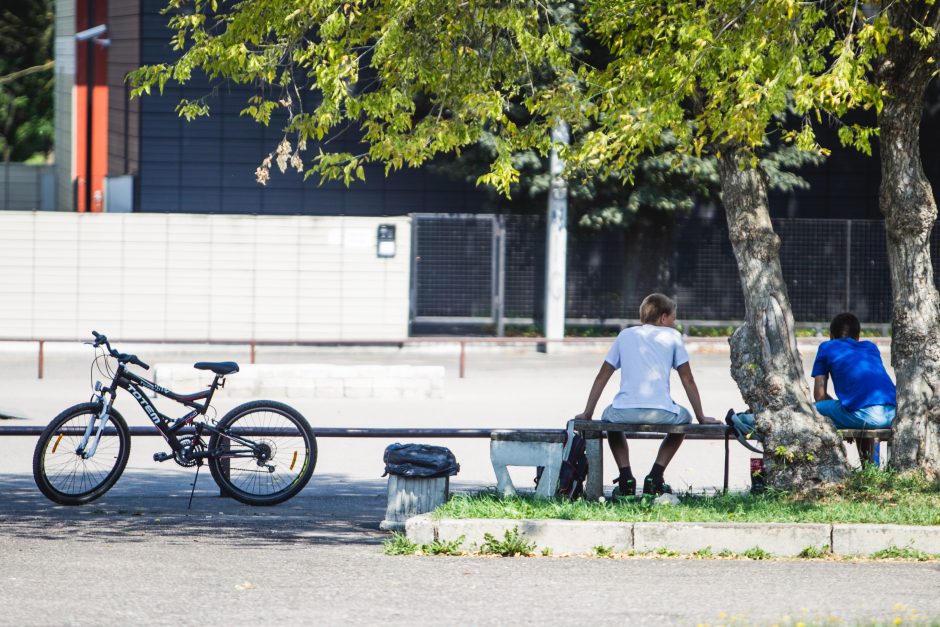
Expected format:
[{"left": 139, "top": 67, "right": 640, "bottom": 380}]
[{"left": 193, "top": 361, "right": 240, "bottom": 375}]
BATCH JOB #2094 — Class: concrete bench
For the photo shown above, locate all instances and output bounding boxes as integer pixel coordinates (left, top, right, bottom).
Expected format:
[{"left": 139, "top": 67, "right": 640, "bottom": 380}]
[
  {"left": 571, "top": 421, "right": 732, "bottom": 500},
  {"left": 489, "top": 430, "right": 566, "bottom": 498},
  {"left": 570, "top": 420, "right": 894, "bottom": 500}
]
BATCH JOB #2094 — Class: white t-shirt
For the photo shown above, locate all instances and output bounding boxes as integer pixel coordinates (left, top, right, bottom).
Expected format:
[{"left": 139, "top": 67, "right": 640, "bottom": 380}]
[{"left": 604, "top": 324, "right": 689, "bottom": 413}]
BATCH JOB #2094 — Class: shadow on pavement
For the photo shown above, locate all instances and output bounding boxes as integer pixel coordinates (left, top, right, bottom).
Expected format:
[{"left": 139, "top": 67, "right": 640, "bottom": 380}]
[{"left": 0, "top": 471, "right": 394, "bottom": 547}]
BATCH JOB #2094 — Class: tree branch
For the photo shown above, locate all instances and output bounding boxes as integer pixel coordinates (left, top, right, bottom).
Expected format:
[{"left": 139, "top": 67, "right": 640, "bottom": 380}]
[{"left": 0, "top": 61, "right": 54, "bottom": 86}]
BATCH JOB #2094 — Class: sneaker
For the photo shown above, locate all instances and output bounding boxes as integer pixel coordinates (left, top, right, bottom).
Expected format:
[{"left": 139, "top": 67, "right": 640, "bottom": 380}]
[
  {"left": 610, "top": 477, "right": 636, "bottom": 500},
  {"left": 643, "top": 475, "right": 672, "bottom": 496}
]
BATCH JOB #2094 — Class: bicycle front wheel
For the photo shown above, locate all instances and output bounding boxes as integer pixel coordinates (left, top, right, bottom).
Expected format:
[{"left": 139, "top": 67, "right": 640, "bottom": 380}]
[
  {"left": 33, "top": 403, "right": 131, "bottom": 505},
  {"left": 208, "top": 400, "right": 317, "bottom": 506}
]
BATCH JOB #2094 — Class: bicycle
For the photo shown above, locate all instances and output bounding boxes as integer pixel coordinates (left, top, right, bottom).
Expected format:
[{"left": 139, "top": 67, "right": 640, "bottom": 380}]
[{"left": 32, "top": 331, "right": 317, "bottom": 506}]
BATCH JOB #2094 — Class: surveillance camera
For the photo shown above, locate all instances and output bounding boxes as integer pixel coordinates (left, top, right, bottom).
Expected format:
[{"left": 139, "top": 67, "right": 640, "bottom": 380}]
[{"left": 75, "top": 24, "right": 107, "bottom": 42}]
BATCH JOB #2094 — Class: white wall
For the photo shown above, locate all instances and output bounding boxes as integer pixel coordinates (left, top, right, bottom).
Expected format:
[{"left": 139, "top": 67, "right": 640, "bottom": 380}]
[{"left": 0, "top": 211, "right": 411, "bottom": 340}]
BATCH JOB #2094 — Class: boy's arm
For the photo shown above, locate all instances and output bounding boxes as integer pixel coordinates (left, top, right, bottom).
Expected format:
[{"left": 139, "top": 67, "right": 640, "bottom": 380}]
[
  {"left": 813, "top": 375, "right": 832, "bottom": 401},
  {"left": 676, "top": 363, "right": 719, "bottom": 424},
  {"left": 574, "top": 361, "right": 616, "bottom": 420}
]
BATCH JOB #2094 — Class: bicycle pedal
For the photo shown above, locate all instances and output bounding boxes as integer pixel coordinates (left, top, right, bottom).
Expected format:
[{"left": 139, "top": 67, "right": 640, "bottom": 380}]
[{"left": 153, "top": 452, "right": 173, "bottom": 462}]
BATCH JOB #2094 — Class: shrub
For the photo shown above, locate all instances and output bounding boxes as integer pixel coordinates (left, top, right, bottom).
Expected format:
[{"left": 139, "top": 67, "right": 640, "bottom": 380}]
[
  {"left": 593, "top": 545, "right": 614, "bottom": 558},
  {"left": 797, "top": 544, "right": 830, "bottom": 559},
  {"left": 693, "top": 546, "right": 713, "bottom": 558},
  {"left": 383, "top": 532, "right": 418, "bottom": 556},
  {"left": 480, "top": 527, "right": 535, "bottom": 557},
  {"left": 743, "top": 546, "right": 772, "bottom": 560},
  {"left": 422, "top": 536, "right": 465, "bottom": 556}
]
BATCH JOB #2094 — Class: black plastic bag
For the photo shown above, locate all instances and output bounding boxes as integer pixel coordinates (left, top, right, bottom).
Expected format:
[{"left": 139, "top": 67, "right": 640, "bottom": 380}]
[{"left": 382, "top": 443, "right": 460, "bottom": 478}]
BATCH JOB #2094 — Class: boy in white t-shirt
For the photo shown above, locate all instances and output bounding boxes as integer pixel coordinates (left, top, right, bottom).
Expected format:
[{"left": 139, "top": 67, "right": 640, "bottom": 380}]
[{"left": 575, "top": 293, "right": 718, "bottom": 497}]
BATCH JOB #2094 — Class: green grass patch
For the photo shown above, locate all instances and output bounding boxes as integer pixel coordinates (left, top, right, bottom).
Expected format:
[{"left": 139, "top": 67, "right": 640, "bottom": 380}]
[
  {"left": 870, "top": 545, "right": 936, "bottom": 561},
  {"left": 436, "top": 468, "right": 940, "bottom": 525},
  {"left": 384, "top": 532, "right": 467, "bottom": 556}
]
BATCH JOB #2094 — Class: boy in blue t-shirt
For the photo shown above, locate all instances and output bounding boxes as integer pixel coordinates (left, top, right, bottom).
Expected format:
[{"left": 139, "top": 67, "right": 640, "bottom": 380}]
[
  {"left": 729, "top": 312, "right": 895, "bottom": 463},
  {"left": 810, "top": 312, "right": 895, "bottom": 461}
]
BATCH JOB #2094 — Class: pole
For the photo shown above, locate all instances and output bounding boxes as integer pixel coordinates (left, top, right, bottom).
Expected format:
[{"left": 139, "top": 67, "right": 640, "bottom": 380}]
[
  {"left": 495, "top": 216, "right": 506, "bottom": 337},
  {"left": 543, "top": 120, "right": 569, "bottom": 352},
  {"left": 84, "top": 1, "right": 95, "bottom": 214}
]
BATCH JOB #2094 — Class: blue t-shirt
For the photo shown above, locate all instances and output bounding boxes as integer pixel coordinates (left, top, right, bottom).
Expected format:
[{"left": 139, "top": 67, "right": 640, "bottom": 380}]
[{"left": 810, "top": 338, "right": 896, "bottom": 411}]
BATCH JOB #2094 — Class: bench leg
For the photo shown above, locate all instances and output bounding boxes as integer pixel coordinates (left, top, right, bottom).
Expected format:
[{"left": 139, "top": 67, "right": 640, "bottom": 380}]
[
  {"left": 584, "top": 436, "right": 603, "bottom": 500},
  {"left": 489, "top": 442, "right": 518, "bottom": 497},
  {"left": 536, "top": 445, "right": 562, "bottom": 498}
]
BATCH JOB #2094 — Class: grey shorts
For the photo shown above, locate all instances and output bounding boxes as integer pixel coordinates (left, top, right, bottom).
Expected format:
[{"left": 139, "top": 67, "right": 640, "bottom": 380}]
[{"left": 600, "top": 405, "right": 693, "bottom": 425}]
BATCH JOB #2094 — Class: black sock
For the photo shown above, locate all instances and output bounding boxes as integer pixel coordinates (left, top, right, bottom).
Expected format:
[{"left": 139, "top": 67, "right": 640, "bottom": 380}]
[
  {"left": 618, "top": 466, "right": 634, "bottom": 485},
  {"left": 649, "top": 463, "right": 666, "bottom": 482}
]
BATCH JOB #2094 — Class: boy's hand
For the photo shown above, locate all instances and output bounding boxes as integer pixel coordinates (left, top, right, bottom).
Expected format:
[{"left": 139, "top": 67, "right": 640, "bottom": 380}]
[
  {"left": 697, "top": 416, "right": 720, "bottom": 425},
  {"left": 573, "top": 412, "right": 592, "bottom": 421}
]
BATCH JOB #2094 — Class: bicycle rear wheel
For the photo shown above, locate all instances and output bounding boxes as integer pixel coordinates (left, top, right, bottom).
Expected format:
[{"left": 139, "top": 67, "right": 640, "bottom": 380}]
[
  {"left": 33, "top": 403, "right": 131, "bottom": 505},
  {"left": 208, "top": 400, "right": 316, "bottom": 506}
]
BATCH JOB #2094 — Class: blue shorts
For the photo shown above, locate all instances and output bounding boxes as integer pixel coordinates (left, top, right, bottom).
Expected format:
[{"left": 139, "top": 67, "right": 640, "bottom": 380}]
[
  {"left": 731, "top": 402, "right": 895, "bottom": 431},
  {"left": 815, "top": 401, "right": 895, "bottom": 429}
]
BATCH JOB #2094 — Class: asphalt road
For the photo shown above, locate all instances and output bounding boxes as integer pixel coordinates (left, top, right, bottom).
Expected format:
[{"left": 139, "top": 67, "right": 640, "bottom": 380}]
[
  {"left": 4, "top": 342, "right": 936, "bottom": 626},
  {"left": 2, "top": 481, "right": 939, "bottom": 626}
]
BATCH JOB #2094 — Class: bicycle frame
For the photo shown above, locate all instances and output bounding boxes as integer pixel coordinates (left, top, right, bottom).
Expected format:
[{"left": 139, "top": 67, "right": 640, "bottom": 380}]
[{"left": 79, "top": 361, "right": 257, "bottom": 461}]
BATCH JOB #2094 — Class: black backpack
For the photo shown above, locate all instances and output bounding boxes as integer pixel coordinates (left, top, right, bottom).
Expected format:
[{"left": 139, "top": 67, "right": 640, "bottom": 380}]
[
  {"left": 382, "top": 443, "right": 460, "bottom": 478},
  {"left": 557, "top": 430, "right": 589, "bottom": 499}
]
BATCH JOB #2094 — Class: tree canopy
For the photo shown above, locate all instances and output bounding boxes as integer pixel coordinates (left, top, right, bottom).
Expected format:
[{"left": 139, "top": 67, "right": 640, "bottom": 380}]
[
  {"left": 130, "top": 1, "right": 881, "bottom": 192},
  {"left": 0, "top": 0, "right": 54, "bottom": 163}
]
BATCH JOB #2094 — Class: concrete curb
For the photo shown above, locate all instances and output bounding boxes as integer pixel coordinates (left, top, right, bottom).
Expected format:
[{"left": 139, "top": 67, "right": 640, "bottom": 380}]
[
  {"left": 832, "top": 524, "right": 940, "bottom": 555},
  {"left": 405, "top": 516, "right": 940, "bottom": 557}
]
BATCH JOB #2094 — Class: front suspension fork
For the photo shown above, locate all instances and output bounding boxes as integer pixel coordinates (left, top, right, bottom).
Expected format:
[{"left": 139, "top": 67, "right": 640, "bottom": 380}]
[{"left": 77, "top": 395, "right": 114, "bottom": 459}]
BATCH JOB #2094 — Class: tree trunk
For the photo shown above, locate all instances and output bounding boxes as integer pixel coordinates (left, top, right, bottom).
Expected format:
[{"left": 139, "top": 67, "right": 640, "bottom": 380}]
[
  {"left": 877, "top": 12, "right": 940, "bottom": 476},
  {"left": 717, "top": 153, "right": 849, "bottom": 490}
]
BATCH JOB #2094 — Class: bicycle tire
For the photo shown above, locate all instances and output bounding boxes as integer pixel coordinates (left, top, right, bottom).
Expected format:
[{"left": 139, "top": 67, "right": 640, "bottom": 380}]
[
  {"left": 208, "top": 400, "right": 317, "bottom": 506},
  {"left": 33, "top": 402, "right": 131, "bottom": 506}
]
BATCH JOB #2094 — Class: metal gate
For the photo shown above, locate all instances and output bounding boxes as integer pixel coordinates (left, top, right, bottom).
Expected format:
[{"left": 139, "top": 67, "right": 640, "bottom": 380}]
[{"left": 410, "top": 213, "right": 506, "bottom": 332}]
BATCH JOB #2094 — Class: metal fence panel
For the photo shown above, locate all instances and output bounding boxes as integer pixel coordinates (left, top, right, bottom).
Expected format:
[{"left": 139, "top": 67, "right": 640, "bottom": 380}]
[
  {"left": 412, "top": 214, "right": 496, "bottom": 319},
  {"left": 503, "top": 214, "right": 544, "bottom": 320},
  {"left": 410, "top": 213, "right": 926, "bottom": 327}
]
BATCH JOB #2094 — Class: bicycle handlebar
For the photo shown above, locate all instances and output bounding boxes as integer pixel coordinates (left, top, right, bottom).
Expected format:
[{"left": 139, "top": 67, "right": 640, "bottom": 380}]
[{"left": 90, "top": 331, "right": 150, "bottom": 370}]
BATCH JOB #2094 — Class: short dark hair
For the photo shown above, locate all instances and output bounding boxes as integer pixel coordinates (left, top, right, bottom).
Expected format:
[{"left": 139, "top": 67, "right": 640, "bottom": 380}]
[
  {"left": 639, "top": 293, "right": 677, "bottom": 324},
  {"left": 829, "top": 312, "right": 860, "bottom": 339}
]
